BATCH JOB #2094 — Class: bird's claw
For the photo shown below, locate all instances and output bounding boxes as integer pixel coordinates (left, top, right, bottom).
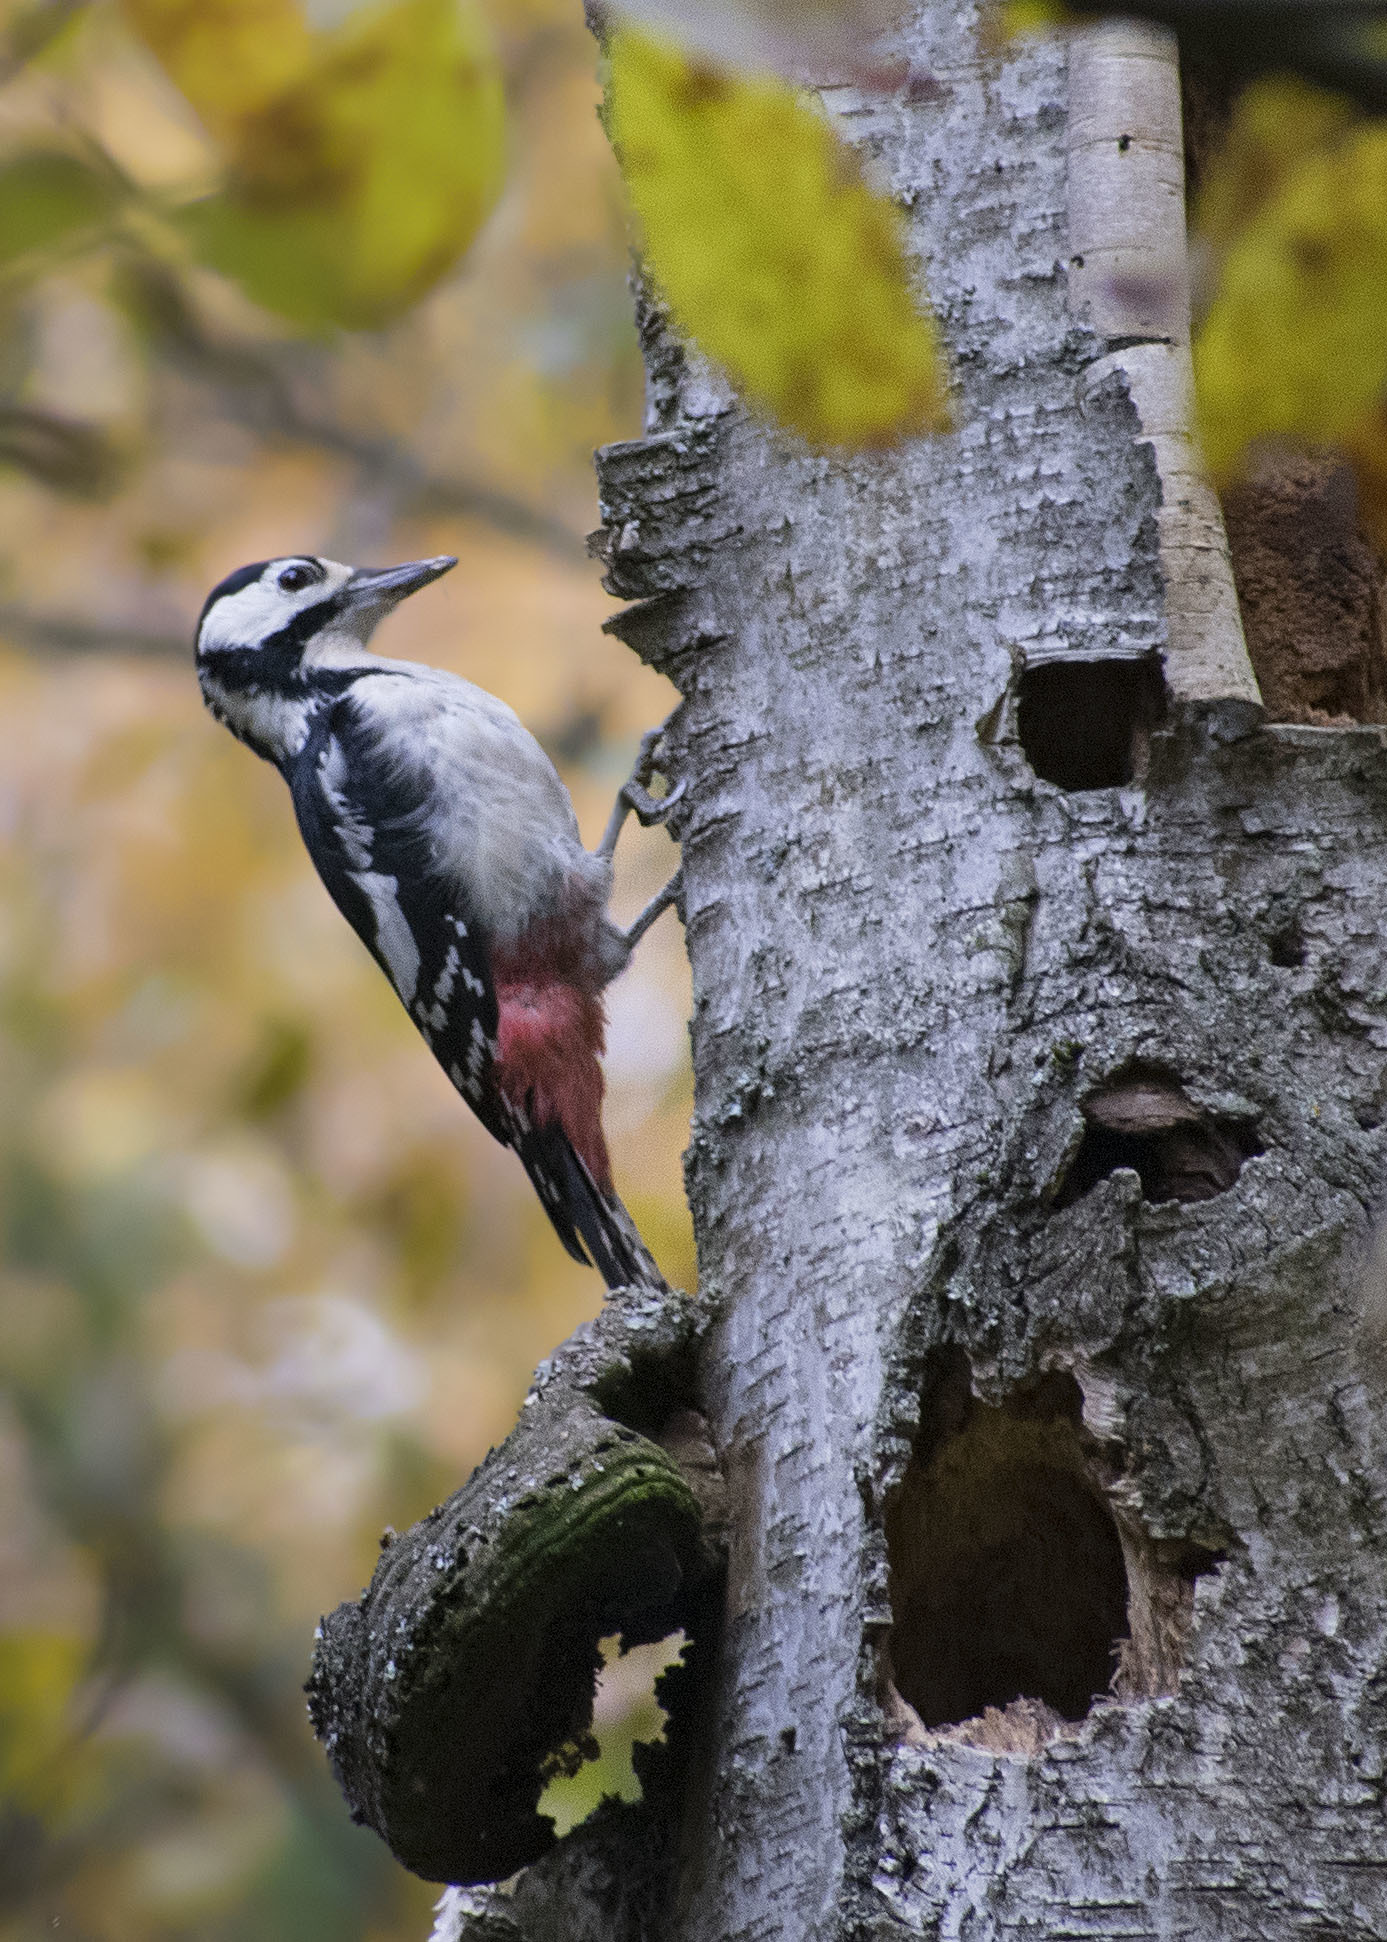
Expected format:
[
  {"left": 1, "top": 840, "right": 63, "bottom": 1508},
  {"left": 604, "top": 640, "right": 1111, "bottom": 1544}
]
[
  {"left": 596, "top": 722, "right": 684, "bottom": 860},
  {"left": 623, "top": 774, "right": 686, "bottom": 829},
  {"left": 622, "top": 726, "right": 683, "bottom": 828}
]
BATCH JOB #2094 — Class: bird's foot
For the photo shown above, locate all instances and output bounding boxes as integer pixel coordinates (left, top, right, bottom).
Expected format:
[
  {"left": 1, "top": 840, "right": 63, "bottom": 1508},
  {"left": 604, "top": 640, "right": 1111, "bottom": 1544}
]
[
  {"left": 619, "top": 866, "right": 683, "bottom": 952},
  {"left": 598, "top": 725, "right": 685, "bottom": 859}
]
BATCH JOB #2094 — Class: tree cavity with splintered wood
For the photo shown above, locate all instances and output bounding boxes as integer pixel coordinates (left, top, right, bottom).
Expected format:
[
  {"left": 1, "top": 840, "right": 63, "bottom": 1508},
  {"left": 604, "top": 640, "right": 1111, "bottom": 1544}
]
[{"left": 195, "top": 553, "right": 681, "bottom": 1289}]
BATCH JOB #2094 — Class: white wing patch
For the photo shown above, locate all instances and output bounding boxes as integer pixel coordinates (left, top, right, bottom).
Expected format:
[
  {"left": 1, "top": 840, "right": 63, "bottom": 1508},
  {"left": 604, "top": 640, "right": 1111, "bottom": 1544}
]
[
  {"left": 349, "top": 870, "right": 420, "bottom": 1004},
  {"left": 318, "top": 739, "right": 375, "bottom": 871},
  {"left": 416, "top": 943, "right": 460, "bottom": 1034}
]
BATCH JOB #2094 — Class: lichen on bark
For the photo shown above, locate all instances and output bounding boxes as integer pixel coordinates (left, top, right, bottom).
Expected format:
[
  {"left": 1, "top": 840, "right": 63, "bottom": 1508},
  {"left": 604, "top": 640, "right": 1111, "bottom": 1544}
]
[{"left": 307, "top": 1289, "right": 718, "bottom": 1889}]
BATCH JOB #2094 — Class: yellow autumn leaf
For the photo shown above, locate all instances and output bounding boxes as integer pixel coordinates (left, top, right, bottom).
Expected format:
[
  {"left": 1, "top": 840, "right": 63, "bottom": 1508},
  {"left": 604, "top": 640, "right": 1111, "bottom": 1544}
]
[
  {"left": 990, "top": 1, "right": 1069, "bottom": 40},
  {"left": 0, "top": 1630, "right": 88, "bottom": 1809},
  {"left": 125, "top": 0, "right": 506, "bottom": 330},
  {"left": 607, "top": 27, "right": 948, "bottom": 449},
  {"left": 1194, "top": 108, "right": 1387, "bottom": 478},
  {"left": 1193, "top": 75, "right": 1357, "bottom": 262},
  {"left": 121, "top": 0, "right": 315, "bottom": 145}
]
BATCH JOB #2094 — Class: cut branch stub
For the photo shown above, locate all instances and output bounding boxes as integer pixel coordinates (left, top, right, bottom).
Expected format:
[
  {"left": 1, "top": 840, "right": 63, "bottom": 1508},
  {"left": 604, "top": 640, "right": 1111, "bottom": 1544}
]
[{"left": 306, "top": 1389, "right": 707, "bottom": 1886}]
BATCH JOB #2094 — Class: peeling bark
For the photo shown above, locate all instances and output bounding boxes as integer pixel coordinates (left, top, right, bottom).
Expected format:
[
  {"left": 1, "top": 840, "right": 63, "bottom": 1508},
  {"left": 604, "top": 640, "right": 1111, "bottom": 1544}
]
[{"left": 426, "top": 5, "right": 1387, "bottom": 1936}]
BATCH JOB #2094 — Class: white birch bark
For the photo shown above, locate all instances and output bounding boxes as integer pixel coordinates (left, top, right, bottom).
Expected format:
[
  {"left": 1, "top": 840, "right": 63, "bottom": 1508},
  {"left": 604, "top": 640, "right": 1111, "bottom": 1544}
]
[
  {"left": 1067, "top": 19, "right": 1259, "bottom": 707},
  {"left": 438, "top": 4, "right": 1387, "bottom": 1936}
]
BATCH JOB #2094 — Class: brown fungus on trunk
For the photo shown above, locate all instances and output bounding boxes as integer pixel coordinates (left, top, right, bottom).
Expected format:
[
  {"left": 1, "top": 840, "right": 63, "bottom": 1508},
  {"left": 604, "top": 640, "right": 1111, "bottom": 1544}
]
[
  {"left": 1055, "top": 1060, "right": 1263, "bottom": 1208},
  {"left": 1221, "top": 452, "right": 1387, "bottom": 725}
]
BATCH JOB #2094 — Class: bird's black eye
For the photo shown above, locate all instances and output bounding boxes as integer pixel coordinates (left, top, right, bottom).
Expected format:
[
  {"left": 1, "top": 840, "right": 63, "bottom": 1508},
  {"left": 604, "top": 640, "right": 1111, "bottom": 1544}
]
[{"left": 277, "top": 563, "right": 317, "bottom": 592}]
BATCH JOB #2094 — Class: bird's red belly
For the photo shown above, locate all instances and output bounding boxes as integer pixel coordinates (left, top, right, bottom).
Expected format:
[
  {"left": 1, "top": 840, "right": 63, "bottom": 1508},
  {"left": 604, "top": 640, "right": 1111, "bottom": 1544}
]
[{"left": 494, "top": 977, "right": 611, "bottom": 1190}]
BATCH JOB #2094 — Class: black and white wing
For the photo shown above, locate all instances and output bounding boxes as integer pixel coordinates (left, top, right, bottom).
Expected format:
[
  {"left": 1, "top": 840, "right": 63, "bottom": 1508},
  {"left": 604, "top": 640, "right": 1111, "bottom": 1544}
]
[
  {"left": 285, "top": 679, "right": 610, "bottom": 1274},
  {"left": 290, "top": 687, "right": 508, "bottom": 1133}
]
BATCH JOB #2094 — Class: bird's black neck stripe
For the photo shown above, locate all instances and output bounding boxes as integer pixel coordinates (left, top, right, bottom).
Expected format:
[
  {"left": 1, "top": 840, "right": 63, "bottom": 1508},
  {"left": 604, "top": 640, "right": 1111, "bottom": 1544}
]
[
  {"left": 262, "top": 593, "right": 346, "bottom": 656},
  {"left": 196, "top": 594, "right": 346, "bottom": 694},
  {"left": 198, "top": 648, "right": 408, "bottom": 704}
]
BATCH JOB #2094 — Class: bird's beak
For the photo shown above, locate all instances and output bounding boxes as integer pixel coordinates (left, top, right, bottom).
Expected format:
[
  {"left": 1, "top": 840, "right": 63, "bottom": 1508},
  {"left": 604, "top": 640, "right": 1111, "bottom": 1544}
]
[{"left": 343, "top": 555, "right": 457, "bottom": 613}]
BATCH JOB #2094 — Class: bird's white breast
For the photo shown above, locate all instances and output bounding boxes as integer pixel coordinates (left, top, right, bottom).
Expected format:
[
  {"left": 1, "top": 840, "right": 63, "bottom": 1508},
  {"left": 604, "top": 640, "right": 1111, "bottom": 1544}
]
[{"left": 344, "top": 663, "right": 609, "bottom": 944}]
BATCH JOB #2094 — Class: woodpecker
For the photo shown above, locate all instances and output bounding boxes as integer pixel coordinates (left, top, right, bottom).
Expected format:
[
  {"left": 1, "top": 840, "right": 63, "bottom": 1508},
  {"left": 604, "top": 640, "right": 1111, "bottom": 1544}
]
[{"left": 195, "top": 552, "right": 682, "bottom": 1290}]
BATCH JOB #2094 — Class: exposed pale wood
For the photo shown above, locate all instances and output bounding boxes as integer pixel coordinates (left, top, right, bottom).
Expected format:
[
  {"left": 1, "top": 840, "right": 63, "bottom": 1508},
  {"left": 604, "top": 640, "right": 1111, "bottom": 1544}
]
[{"left": 1068, "top": 20, "right": 1260, "bottom": 707}]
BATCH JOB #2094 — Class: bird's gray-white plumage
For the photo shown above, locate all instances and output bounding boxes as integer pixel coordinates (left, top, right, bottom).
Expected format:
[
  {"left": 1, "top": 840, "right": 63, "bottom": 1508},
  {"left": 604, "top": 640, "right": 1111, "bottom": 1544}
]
[{"left": 195, "top": 551, "right": 676, "bottom": 1289}]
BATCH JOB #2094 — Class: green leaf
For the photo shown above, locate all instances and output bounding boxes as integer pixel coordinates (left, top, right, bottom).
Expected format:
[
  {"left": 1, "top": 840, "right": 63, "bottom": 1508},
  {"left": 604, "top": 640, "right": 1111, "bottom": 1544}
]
[
  {"left": 1194, "top": 103, "right": 1387, "bottom": 477},
  {"left": 0, "top": 152, "right": 120, "bottom": 269},
  {"left": 607, "top": 27, "right": 948, "bottom": 449},
  {"left": 125, "top": 0, "right": 506, "bottom": 330}
]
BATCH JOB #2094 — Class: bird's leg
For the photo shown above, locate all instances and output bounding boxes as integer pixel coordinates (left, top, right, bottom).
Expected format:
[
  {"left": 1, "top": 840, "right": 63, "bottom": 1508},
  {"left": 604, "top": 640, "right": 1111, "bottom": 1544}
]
[
  {"left": 597, "top": 726, "right": 686, "bottom": 861},
  {"left": 619, "top": 866, "right": 683, "bottom": 952}
]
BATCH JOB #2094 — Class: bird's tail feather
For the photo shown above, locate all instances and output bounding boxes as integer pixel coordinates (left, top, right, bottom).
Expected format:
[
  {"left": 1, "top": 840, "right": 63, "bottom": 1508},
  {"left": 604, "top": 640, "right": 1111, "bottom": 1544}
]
[{"left": 516, "top": 1121, "right": 668, "bottom": 1292}]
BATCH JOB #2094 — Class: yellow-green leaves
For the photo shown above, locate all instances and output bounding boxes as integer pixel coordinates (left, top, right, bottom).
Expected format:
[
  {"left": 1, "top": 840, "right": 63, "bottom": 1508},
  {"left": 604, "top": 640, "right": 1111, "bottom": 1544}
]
[
  {"left": 121, "top": 0, "right": 316, "bottom": 144},
  {"left": 123, "top": 0, "right": 505, "bottom": 330},
  {"left": 607, "top": 28, "right": 947, "bottom": 449},
  {"left": 0, "top": 1631, "right": 90, "bottom": 1813},
  {"left": 120, "top": 1, "right": 942, "bottom": 429},
  {"left": 1193, "top": 81, "right": 1387, "bottom": 480},
  {"left": 1191, "top": 76, "right": 1356, "bottom": 263},
  {"left": 0, "top": 153, "right": 121, "bottom": 270}
]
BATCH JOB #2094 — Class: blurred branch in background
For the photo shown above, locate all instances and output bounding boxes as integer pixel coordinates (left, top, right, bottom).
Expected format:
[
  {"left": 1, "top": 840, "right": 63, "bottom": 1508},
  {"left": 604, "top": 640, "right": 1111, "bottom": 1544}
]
[{"left": 0, "top": 0, "right": 91, "bottom": 86}]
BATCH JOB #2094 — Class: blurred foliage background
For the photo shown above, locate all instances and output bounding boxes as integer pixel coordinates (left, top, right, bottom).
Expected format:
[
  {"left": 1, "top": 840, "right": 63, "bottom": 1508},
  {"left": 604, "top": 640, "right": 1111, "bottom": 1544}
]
[
  {"left": 4, "top": 0, "right": 1387, "bottom": 1932},
  {"left": 0, "top": 1, "right": 694, "bottom": 1935}
]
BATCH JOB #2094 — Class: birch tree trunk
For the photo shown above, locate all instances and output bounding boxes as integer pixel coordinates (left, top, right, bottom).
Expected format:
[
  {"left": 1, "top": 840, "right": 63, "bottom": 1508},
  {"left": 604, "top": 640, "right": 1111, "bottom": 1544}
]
[{"left": 426, "top": 4, "right": 1387, "bottom": 1935}]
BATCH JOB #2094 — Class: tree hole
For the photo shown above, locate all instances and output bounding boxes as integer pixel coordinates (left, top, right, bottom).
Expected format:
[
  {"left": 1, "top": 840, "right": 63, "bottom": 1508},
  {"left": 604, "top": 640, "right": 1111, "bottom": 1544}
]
[
  {"left": 884, "top": 1353, "right": 1220, "bottom": 1748},
  {"left": 1055, "top": 1061, "right": 1262, "bottom": 1208},
  {"left": 886, "top": 1355, "right": 1126, "bottom": 1731},
  {"left": 1015, "top": 657, "right": 1164, "bottom": 791},
  {"left": 1266, "top": 918, "right": 1305, "bottom": 969}
]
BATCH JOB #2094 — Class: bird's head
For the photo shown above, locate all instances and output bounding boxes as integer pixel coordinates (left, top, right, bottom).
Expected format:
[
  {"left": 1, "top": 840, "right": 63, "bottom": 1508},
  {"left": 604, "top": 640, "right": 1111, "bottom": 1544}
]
[{"left": 195, "top": 553, "right": 456, "bottom": 761}]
